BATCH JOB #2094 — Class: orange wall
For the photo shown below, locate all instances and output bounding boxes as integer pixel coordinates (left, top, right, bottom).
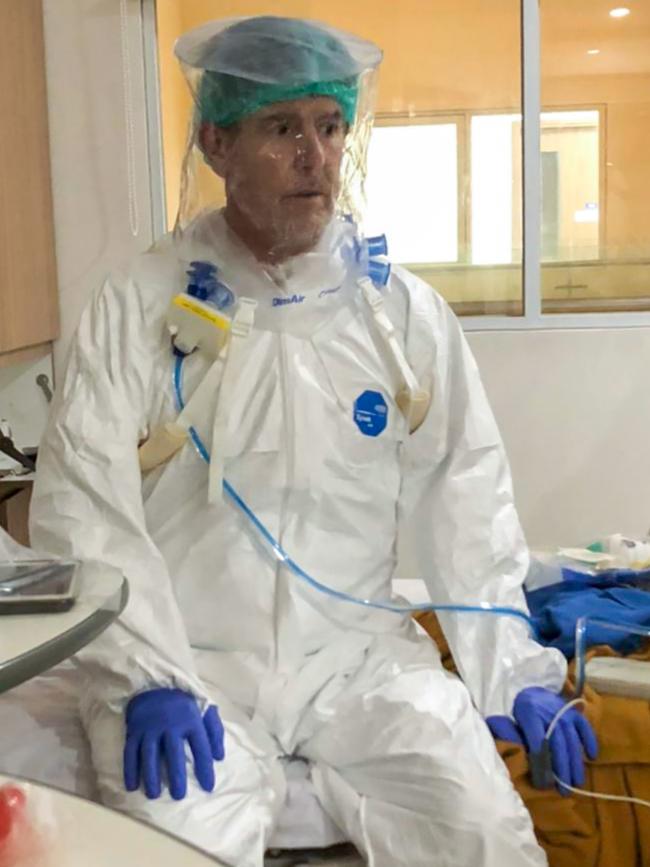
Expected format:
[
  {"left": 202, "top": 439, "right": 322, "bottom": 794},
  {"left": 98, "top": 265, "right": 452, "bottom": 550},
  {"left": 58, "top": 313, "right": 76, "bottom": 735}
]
[
  {"left": 543, "top": 73, "right": 650, "bottom": 256},
  {"left": 156, "top": 0, "right": 649, "bottom": 258},
  {"left": 172, "top": 0, "right": 522, "bottom": 112},
  {"left": 156, "top": 0, "right": 191, "bottom": 224}
]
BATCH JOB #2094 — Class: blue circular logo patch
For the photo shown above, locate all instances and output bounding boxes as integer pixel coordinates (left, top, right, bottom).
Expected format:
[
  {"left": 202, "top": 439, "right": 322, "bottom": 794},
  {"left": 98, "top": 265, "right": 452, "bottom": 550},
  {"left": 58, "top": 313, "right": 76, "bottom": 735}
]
[{"left": 353, "top": 390, "right": 388, "bottom": 437}]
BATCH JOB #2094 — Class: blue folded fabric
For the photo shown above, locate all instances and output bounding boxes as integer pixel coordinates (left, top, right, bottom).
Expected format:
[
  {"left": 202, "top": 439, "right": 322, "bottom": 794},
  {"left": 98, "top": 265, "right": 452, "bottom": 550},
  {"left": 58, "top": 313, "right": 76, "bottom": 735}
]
[
  {"left": 525, "top": 579, "right": 650, "bottom": 657},
  {"left": 561, "top": 566, "right": 650, "bottom": 586}
]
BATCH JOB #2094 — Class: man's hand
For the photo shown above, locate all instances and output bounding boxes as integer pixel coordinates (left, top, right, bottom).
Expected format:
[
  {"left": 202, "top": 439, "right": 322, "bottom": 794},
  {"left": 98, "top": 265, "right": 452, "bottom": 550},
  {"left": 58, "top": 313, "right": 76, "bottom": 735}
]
[
  {"left": 123, "top": 688, "right": 225, "bottom": 800},
  {"left": 486, "top": 686, "right": 598, "bottom": 793}
]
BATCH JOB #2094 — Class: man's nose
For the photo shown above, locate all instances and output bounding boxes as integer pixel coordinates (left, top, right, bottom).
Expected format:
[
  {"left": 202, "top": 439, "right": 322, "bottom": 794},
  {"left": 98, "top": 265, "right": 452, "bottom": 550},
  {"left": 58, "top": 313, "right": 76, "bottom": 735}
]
[{"left": 294, "top": 128, "right": 326, "bottom": 172}]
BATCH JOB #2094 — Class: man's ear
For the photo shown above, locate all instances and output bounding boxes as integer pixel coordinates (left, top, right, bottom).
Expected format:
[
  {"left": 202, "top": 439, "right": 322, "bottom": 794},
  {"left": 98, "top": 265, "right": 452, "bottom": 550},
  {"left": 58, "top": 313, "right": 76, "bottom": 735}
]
[{"left": 198, "top": 122, "right": 235, "bottom": 178}]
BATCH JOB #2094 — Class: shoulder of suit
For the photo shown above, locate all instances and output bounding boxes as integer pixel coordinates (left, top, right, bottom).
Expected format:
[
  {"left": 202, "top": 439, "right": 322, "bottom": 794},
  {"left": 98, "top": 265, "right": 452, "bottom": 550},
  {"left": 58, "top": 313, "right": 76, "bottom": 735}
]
[{"left": 387, "top": 263, "right": 457, "bottom": 336}]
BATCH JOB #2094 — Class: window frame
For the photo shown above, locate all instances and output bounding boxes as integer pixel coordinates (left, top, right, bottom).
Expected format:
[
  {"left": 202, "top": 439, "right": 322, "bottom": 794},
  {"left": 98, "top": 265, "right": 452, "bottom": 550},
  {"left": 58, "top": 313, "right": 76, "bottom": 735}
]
[
  {"left": 366, "top": 105, "right": 610, "bottom": 318},
  {"left": 464, "top": 0, "right": 650, "bottom": 331},
  {"left": 538, "top": 105, "right": 606, "bottom": 265},
  {"left": 371, "top": 111, "right": 466, "bottom": 267}
]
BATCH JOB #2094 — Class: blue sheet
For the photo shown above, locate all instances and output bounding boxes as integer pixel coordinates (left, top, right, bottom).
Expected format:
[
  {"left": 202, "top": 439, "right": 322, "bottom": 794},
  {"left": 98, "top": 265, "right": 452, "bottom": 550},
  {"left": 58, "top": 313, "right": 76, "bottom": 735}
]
[{"left": 525, "top": 579, "right": 650, "bottom": 658}]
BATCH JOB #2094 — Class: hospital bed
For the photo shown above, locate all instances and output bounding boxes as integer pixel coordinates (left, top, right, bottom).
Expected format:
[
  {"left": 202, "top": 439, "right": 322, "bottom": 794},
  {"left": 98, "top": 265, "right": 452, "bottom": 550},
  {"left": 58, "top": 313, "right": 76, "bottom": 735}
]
[
  {"left": 0, "top": 580, "right": 436, "bottom": 865},
  {"left": 8, "top": 570, "right": 648, "bottom": 866},
  {"left": 3, "top": 559, "right": 650, "bottom": 867},
  {"left": 0, "top": 663, "right": 368, "bottom": 865},
  {"left": 0, "top": 558, "right": 432, "bottom": 865}
]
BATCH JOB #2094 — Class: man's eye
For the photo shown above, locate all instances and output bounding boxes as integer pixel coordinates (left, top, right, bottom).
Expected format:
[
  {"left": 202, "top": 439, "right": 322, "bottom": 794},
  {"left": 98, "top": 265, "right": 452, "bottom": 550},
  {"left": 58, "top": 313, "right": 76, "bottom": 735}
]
[
  {"left": 323, "top": 122, "right": 342, "bottom": 136},
  {"left": 276, "top": 123, "right": 290, "bottom": 136}
]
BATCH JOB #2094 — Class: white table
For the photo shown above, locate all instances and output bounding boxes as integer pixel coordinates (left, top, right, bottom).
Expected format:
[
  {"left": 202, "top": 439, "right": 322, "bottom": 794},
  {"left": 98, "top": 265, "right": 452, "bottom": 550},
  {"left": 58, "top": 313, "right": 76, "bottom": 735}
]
[
  {"left": 0, "top": 775, "right": 226, "bottom": 866},
  {"left": 0, "top": 567, "right": 128, "bottom": 692}
]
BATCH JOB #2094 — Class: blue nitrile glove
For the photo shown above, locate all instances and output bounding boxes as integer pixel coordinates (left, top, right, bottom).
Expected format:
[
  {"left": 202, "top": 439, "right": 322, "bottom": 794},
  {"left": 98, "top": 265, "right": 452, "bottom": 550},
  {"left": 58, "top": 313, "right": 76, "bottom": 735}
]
[
  {"left": 123, "top": 688, "right": 225, "bottom": 800},
  {"left": 486, "top": 715, "right": 523, "bottom": 744},
  {"left": 487, "top": 687, "right": 598, "bottom": 793}
]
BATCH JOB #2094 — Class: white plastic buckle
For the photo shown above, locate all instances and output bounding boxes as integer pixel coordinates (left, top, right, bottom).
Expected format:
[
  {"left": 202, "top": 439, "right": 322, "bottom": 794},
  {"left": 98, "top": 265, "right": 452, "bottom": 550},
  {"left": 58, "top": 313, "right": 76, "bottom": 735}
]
[
  {"left": 358, "top": 276, "right": 431, "bottom": 433},
  {"left": 231, "top": 297, "right": 257, "bottom": 338}
]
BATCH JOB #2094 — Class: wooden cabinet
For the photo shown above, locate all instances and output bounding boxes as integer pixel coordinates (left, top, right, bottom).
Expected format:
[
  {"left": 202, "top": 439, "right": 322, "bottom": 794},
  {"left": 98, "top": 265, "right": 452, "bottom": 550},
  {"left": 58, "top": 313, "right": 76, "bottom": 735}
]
[
  {"left": 0, "top": 0, "right": 59, "bottom": 367},
  {"left": 0, "top": 480, "right": 32, "bottom": 546}
]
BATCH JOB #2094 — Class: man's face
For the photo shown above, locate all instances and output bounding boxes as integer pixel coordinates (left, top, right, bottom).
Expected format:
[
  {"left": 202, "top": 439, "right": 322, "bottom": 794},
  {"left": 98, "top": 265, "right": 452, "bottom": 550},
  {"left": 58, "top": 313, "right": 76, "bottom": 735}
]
[{"left": 203, "top": 96, "right": 347, "bottom": 258}]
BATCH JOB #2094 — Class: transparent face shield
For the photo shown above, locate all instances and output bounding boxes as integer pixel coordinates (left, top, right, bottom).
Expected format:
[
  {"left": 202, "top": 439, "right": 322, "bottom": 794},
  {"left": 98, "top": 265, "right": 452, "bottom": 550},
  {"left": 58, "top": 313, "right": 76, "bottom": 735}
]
[{"left": 172, "top": 17, "right": 382, "bottom": 249}]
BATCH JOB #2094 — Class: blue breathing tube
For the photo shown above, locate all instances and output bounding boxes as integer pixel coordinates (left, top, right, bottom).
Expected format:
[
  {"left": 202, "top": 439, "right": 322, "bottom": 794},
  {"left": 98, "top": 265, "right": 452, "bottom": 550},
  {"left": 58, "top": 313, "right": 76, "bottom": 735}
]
[
  {"left": 357, "top": 234, "right": 391, "bottom": 287},
  {"left": 173, "top": 355, "right": 532, "bottom": 628}
]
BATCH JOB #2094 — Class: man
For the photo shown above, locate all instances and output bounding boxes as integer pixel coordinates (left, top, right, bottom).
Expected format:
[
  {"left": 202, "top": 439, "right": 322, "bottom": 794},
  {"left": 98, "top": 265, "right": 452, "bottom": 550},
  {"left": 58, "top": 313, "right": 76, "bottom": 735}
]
[{"left": 30, "top": 16, "right": 595, "bottom": 867}]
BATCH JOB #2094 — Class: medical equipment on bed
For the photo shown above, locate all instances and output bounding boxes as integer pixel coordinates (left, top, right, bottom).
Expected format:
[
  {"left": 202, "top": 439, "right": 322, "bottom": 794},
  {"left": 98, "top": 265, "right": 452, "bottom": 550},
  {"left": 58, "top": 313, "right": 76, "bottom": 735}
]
[
  {"left": 574, "top": 616, "right": 650, "bottom": 699},
  {"left": 557, "top": 534, "right": 650, "bottom": 585},
  {"left": 529, "top": 616, "right": 650, "bottom": 807},
  {"left": 583, "top": 657, "right": 650, "bottom": 700},
  {"left": 507, "top": 616, "right": 650, "bottom": 803}
]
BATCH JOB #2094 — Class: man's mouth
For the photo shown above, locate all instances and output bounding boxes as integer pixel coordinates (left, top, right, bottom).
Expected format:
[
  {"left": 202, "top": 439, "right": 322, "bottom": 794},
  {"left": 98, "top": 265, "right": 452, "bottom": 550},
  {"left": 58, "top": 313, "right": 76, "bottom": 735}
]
[{"left": 287, "top": 190, "right": 326, "bottom": 199}]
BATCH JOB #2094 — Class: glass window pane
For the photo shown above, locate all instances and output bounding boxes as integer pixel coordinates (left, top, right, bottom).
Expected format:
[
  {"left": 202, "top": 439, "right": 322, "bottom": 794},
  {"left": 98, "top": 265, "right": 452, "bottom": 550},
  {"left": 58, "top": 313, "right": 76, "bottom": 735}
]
[
  {"left": 365, "top": 122, "right": 458, "bottom": 264},
  {"left": 541, "top": 2, "right": 650, "bottom": 312},
  {"left": 541, "top": 110, "right": 600, "bottom": 263},
  {"left": 471, "top": 114, "right": 520, "bottom": 266}
]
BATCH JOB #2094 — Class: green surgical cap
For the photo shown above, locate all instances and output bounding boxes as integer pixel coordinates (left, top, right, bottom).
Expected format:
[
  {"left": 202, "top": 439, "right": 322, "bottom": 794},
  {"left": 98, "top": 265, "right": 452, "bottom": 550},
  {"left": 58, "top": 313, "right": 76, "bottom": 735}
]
[
  {"left": 175, "top": 16, "right": 382, "bottom": 128},
  {"left": 198, "top": 73, "right": 359, "bottom": 128}
]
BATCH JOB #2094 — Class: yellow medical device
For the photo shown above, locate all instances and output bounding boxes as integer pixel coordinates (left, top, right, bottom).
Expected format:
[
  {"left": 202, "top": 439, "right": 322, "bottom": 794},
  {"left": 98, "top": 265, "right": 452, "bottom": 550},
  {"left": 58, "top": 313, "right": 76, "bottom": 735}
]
[{"left": 167, "top": 294, "right": 232, "bottom": 359}]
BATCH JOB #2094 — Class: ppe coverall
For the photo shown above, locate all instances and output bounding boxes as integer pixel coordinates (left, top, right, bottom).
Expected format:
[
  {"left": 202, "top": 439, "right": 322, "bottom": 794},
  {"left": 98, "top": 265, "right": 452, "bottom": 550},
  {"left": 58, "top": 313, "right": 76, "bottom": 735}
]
[{"left": 30, "top": 211, "right": 566, "bottom": 866}]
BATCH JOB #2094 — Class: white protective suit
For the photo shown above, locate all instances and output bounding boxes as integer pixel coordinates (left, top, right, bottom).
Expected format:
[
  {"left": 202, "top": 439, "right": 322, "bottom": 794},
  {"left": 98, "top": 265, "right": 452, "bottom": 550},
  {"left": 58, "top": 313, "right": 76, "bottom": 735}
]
[{"left": 30, "top": 210, "right": 566, "bottom": 867}]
